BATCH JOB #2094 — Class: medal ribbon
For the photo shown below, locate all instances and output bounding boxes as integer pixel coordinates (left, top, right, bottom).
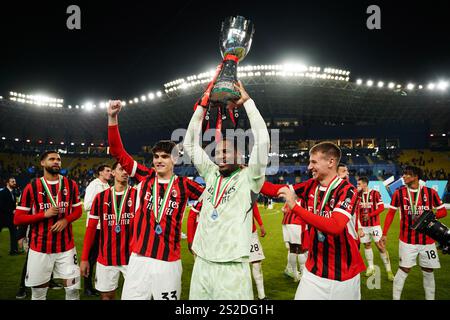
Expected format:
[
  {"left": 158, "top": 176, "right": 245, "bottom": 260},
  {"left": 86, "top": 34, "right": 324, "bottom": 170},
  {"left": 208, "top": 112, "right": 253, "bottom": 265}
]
[
  {"left": 313, "top": 175, "right": 341, "bottom": 215},
  {"left": 40, "top": 175, "right": 63, "bottom": 208},
  {"left": 407, "top": 186, "right": 422, "bottom": 214},
  {"left": 362, "top": 189, "right": 371, "bottom": 207},
  {"left": 211, "top": 169, "right": 240, "bottom": 209},
  {"left": 112, "top": 186, "right": 130, "bottom": 228},
  {"left": 152, "top": 175, "right": 176, "bottom": 224}
]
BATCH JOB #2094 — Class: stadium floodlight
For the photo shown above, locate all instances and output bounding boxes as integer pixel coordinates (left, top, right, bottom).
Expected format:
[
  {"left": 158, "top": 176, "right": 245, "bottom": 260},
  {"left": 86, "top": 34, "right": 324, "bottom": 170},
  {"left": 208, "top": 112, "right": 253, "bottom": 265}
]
[
  {"left": 14, "top": 138, "right": 19, "bottom": 142},
  {"left": 366, "top": 80, "right": 373, "bottom": 87},
  {"left": 129, "top": 100, "right": 133, "bottom": 104},
  {"left": 71, "top": 142, "right": 75, "bottom": 146},
  {"left": 148, "top": 93, "right": 155, "bottom": 100},
  {"left": 430, "top": 134, "right": 434, "bottom": 137},
  {"left": 443, "top": 134, "right": 447, "bottom": 137},
  {"left": 396, "top": 84, "right": 402, "bottom": 88},
  {"left": 407, "top": 83, "right": 415, "bottom": 90},
  {"left": 437, "top": 81, "right": 448, "bottom": 91},
  {"left": 156, "top": 91, "right": 162, "bottom": 97},
  {"left": 133, "top": 97, "right": 139, "bottom": 103},
  {"left": 418, "top": 85, "right": 423, "bottom": 89},
  {"left": 141, "top": 95, "right": 147, "bottom": 102},
  {"left": 49, "top": 141, "right": 53, "bottom": 144},
  {"left": 60, "top": 142, "right": 64, "bottom": 145},
  {"left": 68, "top": 105, "right": 72, "bottom": 109},
  {"left": 428, "top": 83, "right": 435, "bottom": 90},
  {"left": 0, "top": 96, "right": 3, "bottom": 99},
  {"left": 81, "top": 142, "right": 85, "bottom": 146},
  {"left": 122, "top": 101, "right": 127, "bottom": 106},
  {"left": 377, "top": 81, "right": 384, "bottom": 88},
  {"left": 100, "top": 102, "right": 106, "bottom": 108},
  {"left": 388, "top": 82, "right": 395, "bottom": 89},
  {"left": 356, "top": 79, "right": 363, "bottom": 85},
  {"left": 26, "top": 139, "right": 30, "bottom": 143},
  {"left": 1, "top": 137, "right": 5, "bottom": 140},
  {"left": 90, "top": 143, "right": 94, "bottom": 146},
  {"left": 85, "top": 102, "right": 93, "bottom": 110}
]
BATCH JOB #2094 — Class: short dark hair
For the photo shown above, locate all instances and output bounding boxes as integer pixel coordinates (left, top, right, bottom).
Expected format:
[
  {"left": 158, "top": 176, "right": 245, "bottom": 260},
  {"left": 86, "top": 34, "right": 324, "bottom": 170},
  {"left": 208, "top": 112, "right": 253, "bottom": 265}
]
[
  {"left": 40, "top": 150, "right": 59, "bottom": 161},
  {"left": 7, "top": 176, "right": 15, "bottom": 182},
  {"left": 338, "top": 163, "right": 347, "bottom": 169},
  {"left": 403, "top": 165, "right": 422, "bottom": 179},
  {"left": 309, "top": 141, "right": 342, "bottom": 164},
  {"left": 97, "top": 164, "right": 111, "bottom": 175},
  {"left": 112, "top": 161, "right": 120, "bottom": 170},
  {"left": 151, "top": 140, "right": 178, "bottom": 156},
  {"left": 357, "top": 176, "right": 369, "bottom": 184}
]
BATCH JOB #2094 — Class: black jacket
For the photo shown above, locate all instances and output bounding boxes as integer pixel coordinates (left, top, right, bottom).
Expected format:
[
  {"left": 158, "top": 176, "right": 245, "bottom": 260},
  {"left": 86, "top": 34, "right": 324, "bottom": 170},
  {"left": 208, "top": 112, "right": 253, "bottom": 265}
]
[{"left": 0, "top": 187, "right": 17, "bottom": 221}]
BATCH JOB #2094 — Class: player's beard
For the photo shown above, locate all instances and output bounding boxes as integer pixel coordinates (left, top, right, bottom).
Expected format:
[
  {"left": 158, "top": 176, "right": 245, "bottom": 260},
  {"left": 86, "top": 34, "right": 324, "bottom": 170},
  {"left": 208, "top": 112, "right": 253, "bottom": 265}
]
[
  {"left": 45, "top": 165, "right": 60, "bottom": 175},
  {"left": 219, "top": 163, "right": 240, "bottom": 177}
]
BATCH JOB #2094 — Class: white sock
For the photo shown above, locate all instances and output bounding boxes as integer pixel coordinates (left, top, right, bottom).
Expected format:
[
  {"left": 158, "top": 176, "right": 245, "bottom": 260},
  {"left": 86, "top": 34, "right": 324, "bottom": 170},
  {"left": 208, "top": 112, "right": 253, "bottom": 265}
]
[
  {"left": 364, "top": 248, "right": 374, "bottom": 268},
  {"left": 393, "top": 269, "right": 408, "bottom": 300},
  {"left": 422, "top": 270, "right": 435, "bottom": 300},
  {"left": 65, "top": 280, "right": 80, "bottom": 300},
  {"left": 252, "top": 262, "right": 265, "bottom": 299},
  {"left": 380, "top": 251, "right": 392, "bottom": 272},
  {"left": 31, "top": 287, "right": 48, "bottom": 300},
  {"left": 298, "top": 253, "right": 307, "bottom": 273},
  {"left": 288, "top": 252, "right": 298, "bottom": 274},
  {"left": 285, "top": 252, "right": 291, "bottom": 272}
]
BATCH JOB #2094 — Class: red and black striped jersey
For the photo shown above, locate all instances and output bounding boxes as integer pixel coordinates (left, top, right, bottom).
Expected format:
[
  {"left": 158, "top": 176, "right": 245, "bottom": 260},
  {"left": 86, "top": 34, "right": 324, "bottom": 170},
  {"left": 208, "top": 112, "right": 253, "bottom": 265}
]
[
  {"left": 358, "top": 189, "right": 383, "bottom": 227},
  {"left": 15, "top": 177, "right": 82, "bottom": 253},
  {"left": 108, "top": 124, "right": 154, "bottom": 183},
  {"left": 133, "top": 172, "right": 204, "bottom": 261},
  {"left": 390, "top": 186, "right": 445, "bottom": 245},
  {"left": 296, "top": 178, "right": 365, "bottom": 281},
  {"left": 89, "top": 187, "right": 137, "bottom": 266}
]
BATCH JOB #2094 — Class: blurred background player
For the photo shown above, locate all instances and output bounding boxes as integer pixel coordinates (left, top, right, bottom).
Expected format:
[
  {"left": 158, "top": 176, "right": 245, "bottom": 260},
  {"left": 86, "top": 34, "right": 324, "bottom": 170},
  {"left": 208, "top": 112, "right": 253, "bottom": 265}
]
[
  {"left": 337, "top": 163, "right": 349, "bottom": 181},
  {"left": 382, "top": 165, "right": 447, "bottom": 300},
  {"left": 13, "top": 151, "right": 82, "bottom": 300},
  {"left": 249, "top": 203, "right": 268, "bottom": 300},
  {"left": 80, "top": 162, "right": 136, "bottom": 300},
  {"left": 277, "top": 142, "right": 365, "bottom": 300},
  {"left": 187, "top": 201, "right": 202, "bottom": 255},
  {"left": 82, "top": 164, "right": 112, "bottom": 297},
  {"left": 338, "top": 162, "right": 364, "bottom": 244},
  {"left": 260, "top": 182, "right": 310, "bottom": 283},
  {"left": 356, "top": 176, "right": 393, "bottom": 281},
  {"left": 0, "top": 177, "right": 19, "bottom": 255},
  {"left": 184, "top": 79, "right": 270, "bottom": 300},
  {"left": 107, "top": 101, "right": 204, "bottom": 300},
  {"left": 281, "top": 203, "right": 308, "bottom": 282}
]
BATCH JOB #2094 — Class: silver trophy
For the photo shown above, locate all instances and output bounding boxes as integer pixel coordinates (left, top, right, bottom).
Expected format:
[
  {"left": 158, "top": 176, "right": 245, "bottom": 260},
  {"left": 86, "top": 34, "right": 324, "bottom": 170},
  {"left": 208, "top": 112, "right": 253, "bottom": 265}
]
[{"left": 210, "top": 16, "right": 255, "bottom": 105}]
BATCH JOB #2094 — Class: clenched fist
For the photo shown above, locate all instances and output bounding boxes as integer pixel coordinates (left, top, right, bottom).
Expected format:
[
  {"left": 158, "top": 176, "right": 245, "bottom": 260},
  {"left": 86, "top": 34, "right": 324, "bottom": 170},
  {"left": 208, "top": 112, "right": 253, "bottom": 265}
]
[{"left": 108, "top": 100, "right": 122, "bottom": 117}]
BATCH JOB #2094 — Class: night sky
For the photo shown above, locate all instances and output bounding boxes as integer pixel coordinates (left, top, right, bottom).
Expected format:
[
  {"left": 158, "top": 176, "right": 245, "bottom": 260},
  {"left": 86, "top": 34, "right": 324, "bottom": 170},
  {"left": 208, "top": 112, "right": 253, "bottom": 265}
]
[{"left": 1, "top": 0, "right": 450, "bottom": 105}]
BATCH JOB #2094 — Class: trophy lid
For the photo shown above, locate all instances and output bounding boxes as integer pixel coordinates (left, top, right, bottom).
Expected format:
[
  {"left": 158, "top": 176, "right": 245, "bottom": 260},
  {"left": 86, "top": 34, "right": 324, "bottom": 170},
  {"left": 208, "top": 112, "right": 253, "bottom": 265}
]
[{"left": 219, "top": 15, "right": 254, "bottom": 61}]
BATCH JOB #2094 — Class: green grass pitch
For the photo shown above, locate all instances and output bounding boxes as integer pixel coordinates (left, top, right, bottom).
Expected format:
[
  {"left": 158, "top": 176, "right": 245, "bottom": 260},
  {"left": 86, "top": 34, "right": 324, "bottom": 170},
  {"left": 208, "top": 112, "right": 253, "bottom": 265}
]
[{"left": 0, "top": 203, "right": 449, "bottom": 300}]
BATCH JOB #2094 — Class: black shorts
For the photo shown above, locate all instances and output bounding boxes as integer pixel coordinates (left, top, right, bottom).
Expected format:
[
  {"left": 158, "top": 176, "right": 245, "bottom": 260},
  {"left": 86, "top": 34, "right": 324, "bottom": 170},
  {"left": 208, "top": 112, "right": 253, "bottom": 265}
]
[{"left": 16, "top": 225, "right": 28, "bottom": 240}]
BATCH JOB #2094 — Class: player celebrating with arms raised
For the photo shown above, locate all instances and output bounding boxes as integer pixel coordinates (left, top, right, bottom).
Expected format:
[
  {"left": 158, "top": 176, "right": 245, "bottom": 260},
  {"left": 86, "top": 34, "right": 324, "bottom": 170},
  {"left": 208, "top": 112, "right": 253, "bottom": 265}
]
[
  {"left": 14, "top": 151, "right": 83, "bottom": 300},
  {"left": 382, "top": 166, "right": 447, "bottom": 300},
  {"left": 184, "top": 80, "right": 270, "bottom": 300},
  {"left": 80, "top": 162, "right": 137, "bottom": 300},
  {"left": 277, "top": 142, "right": 365, "bottom": 300},
  {"left": 107, "top": 101, "right": 204, "bottom": 300}
]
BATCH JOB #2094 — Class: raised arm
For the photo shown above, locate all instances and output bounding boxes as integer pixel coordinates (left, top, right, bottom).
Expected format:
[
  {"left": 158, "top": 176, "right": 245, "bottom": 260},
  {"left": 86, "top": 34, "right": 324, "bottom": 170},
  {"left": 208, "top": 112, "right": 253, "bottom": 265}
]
[
  {"left": 236, "top": 82, "right": 270, "bottom": 192},
  {"left": 108, "top": 100, "right": 154, "bottom": 182}
]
